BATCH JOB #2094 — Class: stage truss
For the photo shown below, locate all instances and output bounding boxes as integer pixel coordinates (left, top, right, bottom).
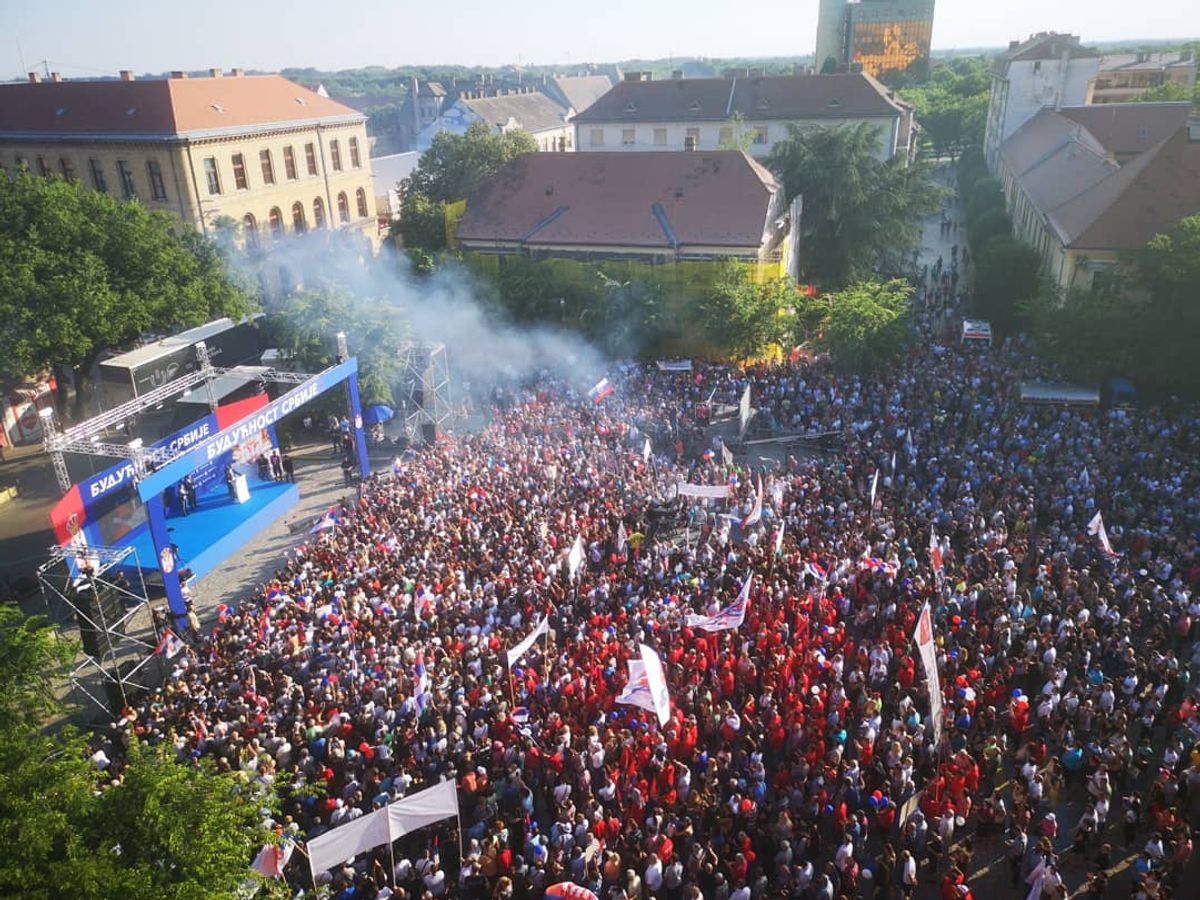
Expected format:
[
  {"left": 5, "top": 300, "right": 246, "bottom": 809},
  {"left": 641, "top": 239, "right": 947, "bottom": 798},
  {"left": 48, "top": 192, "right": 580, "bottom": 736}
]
[
  {"left": 37, "top": 543, "right": 164, "bottom": 716},
  {"left": 397, "top": 342, "right": 454, "bottom": 444}
]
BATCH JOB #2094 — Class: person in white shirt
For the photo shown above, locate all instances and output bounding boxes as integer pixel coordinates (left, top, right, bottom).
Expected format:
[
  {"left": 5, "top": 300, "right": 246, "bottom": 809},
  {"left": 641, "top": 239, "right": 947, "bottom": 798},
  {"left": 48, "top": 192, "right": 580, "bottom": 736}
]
[{"left": 644, "top": 853, "right": 663, "bottom": 893}]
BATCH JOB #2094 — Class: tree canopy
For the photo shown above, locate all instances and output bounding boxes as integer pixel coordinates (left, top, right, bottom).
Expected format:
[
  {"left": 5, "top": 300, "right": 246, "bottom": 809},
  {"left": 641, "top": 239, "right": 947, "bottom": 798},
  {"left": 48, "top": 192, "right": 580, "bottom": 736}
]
[
  {"left": 816, "top": 279, "right": 913, "bottom": 373},
  {"left": 897, "top": 57, "right": 991, "bottom": 157},
  {"left": 972, "top": 236, "right": 1044, "bottom": 333},
  {"left": 394, "top": 123, "right": 537, "bottom": 253},
  {"left": 0, "top": 172, "right": 252, "bottom": 396},
  {"left": 697, "top": 263, "right": 802, "bottom": 360},
  {"left": 767, "top": 123, "right": 941, "bottom": 290}
]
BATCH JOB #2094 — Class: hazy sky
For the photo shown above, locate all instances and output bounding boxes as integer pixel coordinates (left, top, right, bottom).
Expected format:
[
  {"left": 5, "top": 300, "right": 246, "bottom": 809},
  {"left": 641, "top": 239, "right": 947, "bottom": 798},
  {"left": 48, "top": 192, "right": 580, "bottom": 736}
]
[{"left": 4, "top": 0, "right": 1198, "bottom": 79}]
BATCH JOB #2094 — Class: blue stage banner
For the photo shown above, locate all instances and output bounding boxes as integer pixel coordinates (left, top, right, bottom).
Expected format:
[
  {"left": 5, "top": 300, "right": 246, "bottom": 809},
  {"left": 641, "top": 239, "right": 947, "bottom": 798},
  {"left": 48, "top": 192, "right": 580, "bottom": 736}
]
[
  {"left": 136, "top": 358, "right": 359, "bottom": 502},
  {"left": 79, "top": 413, "right": 219, "bottom": 512}
]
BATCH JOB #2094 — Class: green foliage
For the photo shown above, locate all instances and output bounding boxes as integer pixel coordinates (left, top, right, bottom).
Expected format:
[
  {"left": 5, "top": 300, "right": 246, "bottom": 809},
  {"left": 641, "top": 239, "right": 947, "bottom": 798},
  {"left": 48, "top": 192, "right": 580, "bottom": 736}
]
[
  {"left": 767, "top": 123, "right": 941, "bottom": 289},
  {"left": 397, "top": 122, "right": 536, "bottom": 253},
  {"left": 0, "top": 172, "right": 253, "bottom": 393},
  {"left": 717, "top": 113, "right": 756, "bottom": 153},
  {"left": 262, "top": 286, "right": 407, "bottom": 406},
  {"left": 0, "top": 606, "right": 76, "bottom": 733},
  {"left": 1022, "top": 280, "right": 1141, "bottom": 381},
  {"left": 817, "top": 279, "right": 913, "bottom": 373},
  {"left": 1135, "top": 80, "right": 1200, "bottom": 106},
  {"left": 820, "top": 57, "right": 839, "bottom": 75},
  {"left": 697, "top": 263, "right": 802, "bottom": 359},
  {"left": 898, "top": 58, "right": 991, "bottom": 158},
  {"left": 1126, "top": 215, "right": 1200, "bottom": 391},
  {"left": 966, "top": 176, "right": 1005, "bottom": 222},
  {"left": 956, "top": 146, "right": 989, "bottom": 199},
  {"left": 968, "top": 206, "right": 1013, "bottom": 252},
  {"left": 973, "top": 236, "right": 1043, "bottom": 333}
]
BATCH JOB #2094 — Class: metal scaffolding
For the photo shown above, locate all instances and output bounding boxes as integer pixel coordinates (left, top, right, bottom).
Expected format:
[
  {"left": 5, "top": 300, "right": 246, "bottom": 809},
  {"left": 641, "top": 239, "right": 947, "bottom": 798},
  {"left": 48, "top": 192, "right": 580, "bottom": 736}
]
[
  {"left": 397, "top": 342, "right": 454, "bottom": 444},
  {"left": 36, "top": 543, "right": 164, "bottom": 716}
]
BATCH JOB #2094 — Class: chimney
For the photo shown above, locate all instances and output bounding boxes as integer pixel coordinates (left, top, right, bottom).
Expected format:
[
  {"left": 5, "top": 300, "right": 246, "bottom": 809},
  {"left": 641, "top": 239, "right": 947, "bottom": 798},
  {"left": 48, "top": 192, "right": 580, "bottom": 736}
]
[
  {"left": 120, "top": 70, "right": 135, "bottom": 81},
  {"left": 50, "top": 72, "right": 62, "bottom": 82},
  {"left": 28, "top": 72, "right": 41, "bottom": 84},
  {"left": 209, "top": 67, "right": 223, "bottom": 78},
  {"left": 231, "top": 67, "right": 245, "bottom": 77},
  {"left": 1009, "top": 40, "right": 1020, "bottom": 51},
  {"left": 672, "top": 70, "right": 683, "bottom": 80},
  {"left": 642, "top": 71, "right": 653, "bottom": 81},
  {"left": 170, "top": 70, "right": 188, "bottom": 79}
]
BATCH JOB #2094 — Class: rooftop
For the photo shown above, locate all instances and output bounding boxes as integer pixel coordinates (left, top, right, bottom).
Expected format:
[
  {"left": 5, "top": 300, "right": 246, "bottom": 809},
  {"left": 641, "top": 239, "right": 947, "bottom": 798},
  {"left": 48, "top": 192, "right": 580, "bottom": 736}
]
[
  {"left": 456, "top": 150, "right": 781, "bottom": 251},
  {"left": 460, "top": 91, "right": 570, "bottom": 135},
  {"left": 0, "top": 72, "right": 363, "bottom": 140},
  {"left": 572, "top": 72, "right": 906, "bottom": 124}
]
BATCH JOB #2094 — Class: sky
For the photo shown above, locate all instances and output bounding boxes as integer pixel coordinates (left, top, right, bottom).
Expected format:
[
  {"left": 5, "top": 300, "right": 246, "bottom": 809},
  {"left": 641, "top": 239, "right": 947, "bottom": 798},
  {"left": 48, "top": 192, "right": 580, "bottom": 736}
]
[{"left": 3, "top": 0, "right": 1199, "bottom": 80}]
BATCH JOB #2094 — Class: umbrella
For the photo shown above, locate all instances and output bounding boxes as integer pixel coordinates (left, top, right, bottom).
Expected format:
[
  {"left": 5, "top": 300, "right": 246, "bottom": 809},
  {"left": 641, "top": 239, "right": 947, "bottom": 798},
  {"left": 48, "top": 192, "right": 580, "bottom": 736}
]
[{"left": 362, "top": 404, "right": 394, "bottom": 426}]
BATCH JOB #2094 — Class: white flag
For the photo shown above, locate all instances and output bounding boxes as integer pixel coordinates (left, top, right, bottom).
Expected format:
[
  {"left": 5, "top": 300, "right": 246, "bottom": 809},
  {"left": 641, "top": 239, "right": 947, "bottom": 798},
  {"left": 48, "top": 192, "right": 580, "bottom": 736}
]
[
  {"left": 1087, "top": 511, "right": 1119, "bottom": 558},
  {"left": 307, "top": 805, "right": 392, "bottom": 876},
  {"left": 869, "top": 468, "right": 880, "bottom": 510},
  {"left": 686, "top": 573, "right": 751, "bottom": 632},
  {"left": 643, "top": 438, "right": 652, "bottom": 463},
  {"left": 568, "top": 535, "right": 585, "bottom": 579},
  {"left": 891, "top": 451, "right": 897, "bottom": 475},
  {"left": 386, "top": 779, "right": 459, "bottom": 839},
  {"left": 251, "top": 841, "right": 295, "bottom": 879},
  {"left": 506, "top": 616, "right": 549, "bottom": 669},
  {"left": 774, "top": 520, "right": 786, "bottom": 556},
  {"left": 616, "top": 660, "right": 655, "bottom": 715},
  {"left": 741, "top": 473, "right": 764, "bottom": 528},
  {"left": 639, "top": 644, "right": 672, "bottom": 726},
  {"left": 1080, "top": 466, "right": 1090, "bottom": 488},
  {"left": 913, "top": 602, "right": 943, "bottom": 747},
  {"left": 616, "top": 522, "right": 628, "bottom": 556}
]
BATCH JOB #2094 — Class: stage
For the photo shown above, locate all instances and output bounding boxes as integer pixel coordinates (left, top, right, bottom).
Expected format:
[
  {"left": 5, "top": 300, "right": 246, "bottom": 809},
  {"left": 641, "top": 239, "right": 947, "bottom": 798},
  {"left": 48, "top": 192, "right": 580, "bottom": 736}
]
[{"left": 117, "top": 478, "right": 300, "bottom": 583}]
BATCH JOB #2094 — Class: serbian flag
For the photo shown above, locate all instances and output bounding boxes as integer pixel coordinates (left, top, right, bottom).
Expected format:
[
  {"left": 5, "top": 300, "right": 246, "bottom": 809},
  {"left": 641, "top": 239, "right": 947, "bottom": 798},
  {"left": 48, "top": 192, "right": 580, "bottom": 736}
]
[
  {"left": 258, "top": 606, "right": 274, "bottom": 643},
  {"left": 929, "top": 526, "right": 944, "bottom": 575},
  {"left": 216, "top": 603, "right": 231, "bottom": 623},
  {"left": 774, "top": 520, "right": 786, "bottom": 557},
  {"left": 740, "top": 473, "right": 764, "bottom": 529},
  {"left": 1087, "top": 512, "right": 1119, "bottom": 559},
  {"left": 155, "top": 629, "right": 186, "bottom": 659},
  {"left": 250, "top": 840, "right": 294, "bottom": 879},
  {"left": 686, "top": 573, "right": 751, "bottom": 632},
  {"left": 310, "top": 506, "right": 338, "bottom": 534},
  {"left": 861, "top": 556, "right": 896, "bottom": 577},
  {"left": 546, "top": 884, "right": 600, "bottom": 900},
  {"left": 587, "top": 378, "right": 614, "bottom": 404},
  {"left": 805, "top": 560, "right": 828, "bottom": 583},
  {"left": 869, "top": 468, "right": 880, "bottom": 511}
]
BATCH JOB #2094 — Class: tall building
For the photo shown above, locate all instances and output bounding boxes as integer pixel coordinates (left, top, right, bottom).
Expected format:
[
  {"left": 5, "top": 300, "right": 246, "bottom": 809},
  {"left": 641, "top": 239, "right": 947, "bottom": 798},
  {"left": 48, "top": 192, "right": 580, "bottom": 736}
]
[
  {"left": 982, "top": 33, "right": 1100, "bottom": 170},
  {"left": 815, "top": 0, "right": 936, "bottom": 79},
  {"left": 0, "top": 70, "right": 378, "bottom": 250}
]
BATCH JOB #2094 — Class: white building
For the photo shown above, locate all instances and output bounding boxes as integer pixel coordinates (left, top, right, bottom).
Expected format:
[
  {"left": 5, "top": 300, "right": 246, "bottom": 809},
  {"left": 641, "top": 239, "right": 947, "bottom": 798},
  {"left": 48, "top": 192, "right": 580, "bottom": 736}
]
[
  {"left": 983, "top": 32, "right": 1099, "bottom": 171},
  {"left": 416, "top": 89, "right": 576, "bottom": 153},
  {"left": 571, "top": 72, "right": 915, "bottom": 162}
]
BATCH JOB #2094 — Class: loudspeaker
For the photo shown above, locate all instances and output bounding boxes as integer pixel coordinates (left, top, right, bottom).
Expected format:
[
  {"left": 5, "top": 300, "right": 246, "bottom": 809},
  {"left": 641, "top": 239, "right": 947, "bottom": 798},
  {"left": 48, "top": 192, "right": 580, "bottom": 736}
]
[
  {"left": 421, "top": 423, "right": 437, "bottom": 446},
  {"left": 76, "top": 585, "right": 126, "bottom": 657},
  {"left": 103, "top": 660, "right": 148, "bottom": 714}
]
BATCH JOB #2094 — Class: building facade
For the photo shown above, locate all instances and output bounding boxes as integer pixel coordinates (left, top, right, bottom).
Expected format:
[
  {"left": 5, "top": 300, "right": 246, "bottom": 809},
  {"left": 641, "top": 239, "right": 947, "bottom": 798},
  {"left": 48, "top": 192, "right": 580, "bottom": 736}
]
[
  {"left": 816, "top": 0, "right": 936, "bottom": 78},
  {"left": 572, "top": 72, "right": 914, "bottom": 161},
  {"left": 996, "top": 103, "right": 1199, "bottom": 291},
  {"left": 416, "top": 89, "right": 576, "bottom": 152},
  {"left": 0, "top": 70, "right": 377, "bottom": 250},
  {"left": 983, "top": 33, "right": 1099, "bottom": 170},
  {"left": 1087, "top": 51, "right": 1198, "bottom": 104}
]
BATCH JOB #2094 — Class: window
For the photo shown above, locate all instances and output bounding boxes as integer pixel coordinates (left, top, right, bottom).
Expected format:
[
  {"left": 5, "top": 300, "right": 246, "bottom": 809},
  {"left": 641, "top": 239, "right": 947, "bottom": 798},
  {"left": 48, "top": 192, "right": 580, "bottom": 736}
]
[
  {"left": 590, "top": 128, "right": 605, "bottom": 147},
  {"left": 751, "top": 125, "right": 769, "bottom": 145},
  {"left": 718, "top": 126, "right": 733, "bottom": 146},
  {"left": 304, "top": 143, "right": 318, "bottom": 175},
  {"left": 268, "top": 207, "right": 283, "bottom": 238},
  {"left": 349, "top": 136, "right": 361, "bottom": 168},
  {"left": 685, "top": 128, "right": 700, "bottom": 150},
  {"left": 37, "top": 157, "right": 51, "bottom": 177},
  {"left": 117, "top": 160, "right": 136, "bottom": 198},
  {"left": 260, "top": 149, "right": 275, "bottom": 185},
  {"left": 337, "top": 191, "right": 350, "bottom": 224},
  {"left": 89, "top": 159, "right": 107, "bottom": 192},
  {"left": 312, "top": 197, "right": 326, "bottom": 229},
  {"left": 622, "top": 128, "right": 636, "bottom": 146},
  {"left": 242, "top": 213, "right": 258, "bottom": 249},
  {"left": 356, "top": 187, "right": 369, "bottom": 219},
  {"left": 654, "top": 128, "right": 668, "bottom": 146},
  {"left": 146, "top": 160, "right": 167, "bottom": 200},
  {"left": 330, "top": 139, "right": 342, "bottom": 171},
  {"left": 291, "top": 201, "right": 307, "bottom": 234},
  {"left": 283, "top": 146, "right": 298, "bottom": 180},
  {"left": 203, "top": 157, "right": 221, "bottom": 195},
  {"left": 232, "top": 153, "right": 248, "bottom": 190},
  {"left": 58, "top": 158, "right": 76, "bottom": 181}
]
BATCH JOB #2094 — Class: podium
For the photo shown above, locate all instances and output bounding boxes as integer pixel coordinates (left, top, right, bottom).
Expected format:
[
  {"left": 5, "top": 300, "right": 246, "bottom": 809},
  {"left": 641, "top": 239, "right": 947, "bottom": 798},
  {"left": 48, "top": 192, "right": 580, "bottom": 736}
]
[{"left": 232, "top": 472, "right": 250, "bottom": 504}]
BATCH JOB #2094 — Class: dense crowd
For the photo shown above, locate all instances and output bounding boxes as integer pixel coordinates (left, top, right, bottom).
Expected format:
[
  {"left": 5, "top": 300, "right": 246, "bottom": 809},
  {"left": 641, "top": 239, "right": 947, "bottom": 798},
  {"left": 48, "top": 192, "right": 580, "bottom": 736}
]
[{"left": 98, "top": 321, "right": 1200, "bottom": 900}]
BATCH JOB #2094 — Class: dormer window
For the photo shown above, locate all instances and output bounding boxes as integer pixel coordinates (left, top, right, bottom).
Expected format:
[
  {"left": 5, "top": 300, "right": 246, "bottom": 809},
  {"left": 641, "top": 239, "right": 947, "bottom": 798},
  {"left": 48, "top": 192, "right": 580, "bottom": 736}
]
[
  {"left": 688, "top": 100, "right": 701, "bottom": 111},
  {"left": 211, "top": 103, "right": 225, "bottom": 113},
  {"left": 624, "top": 102, "right": 637, "bottom": 113},
  {"left": 126, "top": 107, "right": 137, "bottom": 117},
  {"left": 295, "top": 97, "right": 308, "bottom": 106},
  {"left": 828, "top": 98, "right": 842, "bottom": 108},
  {"left": 55, "top": 107, "right": 67, "bottom": 117},
  {"left": 757, "top": 98, "right": 769, "bottom": 111}
]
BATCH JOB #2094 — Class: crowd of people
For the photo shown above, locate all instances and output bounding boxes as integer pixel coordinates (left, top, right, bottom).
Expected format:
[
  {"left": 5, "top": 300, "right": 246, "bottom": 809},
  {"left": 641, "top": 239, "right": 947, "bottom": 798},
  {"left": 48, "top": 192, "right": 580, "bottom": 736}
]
[{"left": 96, "top": 318, "right": 1200, "bottom": 900}]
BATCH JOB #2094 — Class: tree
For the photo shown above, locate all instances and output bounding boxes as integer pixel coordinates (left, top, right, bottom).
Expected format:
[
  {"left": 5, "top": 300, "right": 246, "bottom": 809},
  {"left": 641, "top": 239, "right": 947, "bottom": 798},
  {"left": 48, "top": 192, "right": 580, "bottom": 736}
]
[
  {"left": 1135, "top": 80, "right": 1200, "bottom": 106},
  {"left": 0, "top": 607, "right": 75, "bottom": 733},
  {"left": 898, "top": 57, "right": 991, "bottom": 157},
  {"left": 967, "top": 206, "right": 1013, "bottom": 253},
  {"left": 396, "top": 122, "right": 537, "bottom": 253},
  {"left": 767, "top": 123, "right": 941, "bottom": 289},
  {"left": 973, "top": 236, "right": 1043, "bottom": 332},
  {"left": 717, "top": 113, "right": 756, "bottom": 153},
  {"left": 1127, "top": 214, "right": 1200, "bottom": 391},
  {"left": 0, "top": 172, "right": 253, "bottom": 410},
  {"left": 697, "top": 263, "right": 803, "bottom": 359},
  {"left": 817, "top": 279, "right": 912, "bottom": 373}
]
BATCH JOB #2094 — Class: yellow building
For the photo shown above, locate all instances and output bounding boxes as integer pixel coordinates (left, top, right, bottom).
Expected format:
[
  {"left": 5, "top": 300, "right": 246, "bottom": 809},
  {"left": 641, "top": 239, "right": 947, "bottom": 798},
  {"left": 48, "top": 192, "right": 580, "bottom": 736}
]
[{"left": 0, "top": 69, "right": 377, "bottom": 251}]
